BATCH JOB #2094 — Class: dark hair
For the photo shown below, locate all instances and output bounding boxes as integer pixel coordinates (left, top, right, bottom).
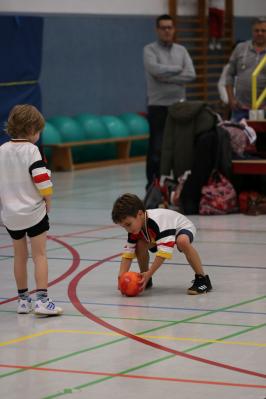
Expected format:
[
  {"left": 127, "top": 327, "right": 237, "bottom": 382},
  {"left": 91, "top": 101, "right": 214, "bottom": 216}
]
[
  {"left": 252, "top": 17, "right": 266, "bottom": 26},
  {"left": 7, "top": 104, "right": 45, "bottom": 139},
  {"left": 156, "top": 14, "right": 174, "bottom": 28},
  {"left": 112, "top": 193, "right": 146, "bottom": 224}
]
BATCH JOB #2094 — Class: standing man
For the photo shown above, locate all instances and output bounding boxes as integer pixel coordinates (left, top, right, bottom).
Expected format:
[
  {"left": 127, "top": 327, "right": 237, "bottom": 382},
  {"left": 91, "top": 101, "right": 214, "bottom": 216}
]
[
  {"left": 225, "top": 17, "right": 266, "bottom": 122},
  {"left": 143, "top": 14, "right": 196, "bottom": 189}
]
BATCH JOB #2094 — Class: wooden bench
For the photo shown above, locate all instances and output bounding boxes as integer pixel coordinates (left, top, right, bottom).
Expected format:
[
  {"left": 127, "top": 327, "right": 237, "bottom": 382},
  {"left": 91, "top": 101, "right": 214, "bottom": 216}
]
[
  {"left": 232, "top": 159, "right": 266, "bottom": 175},
  {"left": 43, "top": 134, "right": 149, "bottom": 171}
]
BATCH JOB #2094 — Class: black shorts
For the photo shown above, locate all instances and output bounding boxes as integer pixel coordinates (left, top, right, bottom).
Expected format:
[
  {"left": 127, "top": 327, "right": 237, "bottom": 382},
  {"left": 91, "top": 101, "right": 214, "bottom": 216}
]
[
  {"left": 148, "top": 229, "right": 194, "bottom": 254},
  {"left": 6, "top": 214, "right": 50, "bottom": 240}
]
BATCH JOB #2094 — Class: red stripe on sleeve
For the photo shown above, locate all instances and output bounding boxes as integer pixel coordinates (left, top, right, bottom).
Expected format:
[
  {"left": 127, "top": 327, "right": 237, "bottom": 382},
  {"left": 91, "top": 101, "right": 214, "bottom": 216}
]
[
  {"left": 33, "top": 173, "right": 50, "bottom": 183},
  {"left": 157, "top": 241, "right": 175, "bottom": 248}
]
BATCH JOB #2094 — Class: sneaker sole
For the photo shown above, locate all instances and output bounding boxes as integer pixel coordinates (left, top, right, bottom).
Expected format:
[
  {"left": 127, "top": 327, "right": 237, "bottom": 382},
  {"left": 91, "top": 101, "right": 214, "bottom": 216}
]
[
  {"left": 187, "top": 288, "right": 212, "bottom": 295},
  {"left": 17, "top": 310, "right": 32, "bottom": 314},
  {"left": 34, "top": 308, "right": 64, "bottom": 316}
]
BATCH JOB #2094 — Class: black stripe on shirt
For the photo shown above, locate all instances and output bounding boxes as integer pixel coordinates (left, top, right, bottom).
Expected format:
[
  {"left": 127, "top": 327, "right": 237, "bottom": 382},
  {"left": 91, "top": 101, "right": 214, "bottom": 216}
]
[
  {"left": 157, "top": 229, "right": 176, "bottom": 240},
  {"left": 29, "top": 160, "right": 47, "bottom": 175}
]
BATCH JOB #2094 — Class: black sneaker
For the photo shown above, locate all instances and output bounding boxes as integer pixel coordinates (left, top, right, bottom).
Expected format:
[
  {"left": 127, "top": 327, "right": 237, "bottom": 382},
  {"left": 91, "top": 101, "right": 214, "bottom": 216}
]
[
  {"left": 145, "top": 277, "right": 153, "bottom": 290},
  {"left": 187, "top": 274, "right": 212, "bottom": 295}
]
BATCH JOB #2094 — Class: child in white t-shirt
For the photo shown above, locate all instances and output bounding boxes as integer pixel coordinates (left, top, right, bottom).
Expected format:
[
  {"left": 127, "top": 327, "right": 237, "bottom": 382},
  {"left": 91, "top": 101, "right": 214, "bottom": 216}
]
[
  {"left": 112, "top": 193, "right": 212, "bottom": 295},
  {"left": 0, "top": 104, "right": 63, "bottom": 316}
]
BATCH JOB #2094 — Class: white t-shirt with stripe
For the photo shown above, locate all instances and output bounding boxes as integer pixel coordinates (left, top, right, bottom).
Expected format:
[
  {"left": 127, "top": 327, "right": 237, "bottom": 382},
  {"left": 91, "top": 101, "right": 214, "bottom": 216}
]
[
  {"left": 0, "top": 140, "right": 53, "bottom": 230},
  {"left": 122, "top": 208, "right": 196, "bottom": 260}
]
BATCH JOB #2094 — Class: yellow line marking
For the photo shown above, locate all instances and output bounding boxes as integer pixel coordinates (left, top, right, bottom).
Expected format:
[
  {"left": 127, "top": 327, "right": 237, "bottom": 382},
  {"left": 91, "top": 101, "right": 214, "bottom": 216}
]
[
  {"left": 0, "top": 331, "right": 53, "bottom": 347},
  {"left": 0, "top": 329, "right": 265, "bottom": 348}
]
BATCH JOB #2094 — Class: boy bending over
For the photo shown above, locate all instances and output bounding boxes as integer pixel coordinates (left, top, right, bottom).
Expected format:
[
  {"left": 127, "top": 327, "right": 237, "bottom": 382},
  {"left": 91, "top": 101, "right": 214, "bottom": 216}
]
[{"left": 112, "top": 193, "right": 212, "bottom": 294}]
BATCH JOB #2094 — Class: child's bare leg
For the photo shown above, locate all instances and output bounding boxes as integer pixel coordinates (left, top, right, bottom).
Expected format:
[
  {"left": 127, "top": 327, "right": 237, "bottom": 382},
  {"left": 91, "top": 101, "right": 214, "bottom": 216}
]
[
  {"left": 30, "top": 232, "right": 48, "bottom": 289},
  {"left": 176, "top": 235, "right": 205, "bottom": 275},
  {"left": 13, "top": 237, "right": 28, "bottom": 289},
  {"left": 135, "top": 239, "right": 150, "bottom": 272}
]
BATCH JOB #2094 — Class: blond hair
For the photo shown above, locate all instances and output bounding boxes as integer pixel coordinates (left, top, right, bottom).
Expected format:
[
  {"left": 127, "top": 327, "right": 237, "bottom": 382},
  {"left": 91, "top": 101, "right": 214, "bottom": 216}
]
[{"left": 7, "top": 104, "right": 45, "bottom": 139}]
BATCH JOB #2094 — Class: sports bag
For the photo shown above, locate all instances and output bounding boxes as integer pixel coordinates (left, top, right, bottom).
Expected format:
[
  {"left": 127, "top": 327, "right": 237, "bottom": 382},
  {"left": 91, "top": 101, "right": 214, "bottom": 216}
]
[{"left": 199, "top": 170, "right": 238, "bottom": 215}]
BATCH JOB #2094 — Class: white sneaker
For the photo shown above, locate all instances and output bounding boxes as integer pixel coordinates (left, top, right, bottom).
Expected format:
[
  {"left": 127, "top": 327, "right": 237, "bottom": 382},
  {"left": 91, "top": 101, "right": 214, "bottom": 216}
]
[
  {"left": 17, "top": 298, "right": 32, "bottom": 314},
  {"left": 35, "top": 298, "right": 63, "bottom": 316}
]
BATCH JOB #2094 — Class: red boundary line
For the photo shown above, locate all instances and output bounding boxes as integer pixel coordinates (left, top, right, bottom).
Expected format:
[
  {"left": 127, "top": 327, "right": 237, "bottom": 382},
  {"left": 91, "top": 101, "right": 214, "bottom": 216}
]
[
  {"left": 55, "top": 224, "right": 118, "bottom": 238},
  {"left": 68, "top": 254, "right": 266, "bottom": 380},
  {"left": 0, "top": 235, "right": 80, "bottom": 306},
  {"left": 0, "top": 364, "right": 265, "bottom": 389}
]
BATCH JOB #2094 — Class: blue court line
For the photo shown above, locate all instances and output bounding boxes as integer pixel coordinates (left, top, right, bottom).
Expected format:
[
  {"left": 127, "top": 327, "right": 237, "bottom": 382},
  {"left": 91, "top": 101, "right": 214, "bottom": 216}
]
[
  {"left": 0, "top": 254, "right": 265, "bottom": 270},
  {"left": 1, "top": 297, "right": 265, "bottom": 315}
]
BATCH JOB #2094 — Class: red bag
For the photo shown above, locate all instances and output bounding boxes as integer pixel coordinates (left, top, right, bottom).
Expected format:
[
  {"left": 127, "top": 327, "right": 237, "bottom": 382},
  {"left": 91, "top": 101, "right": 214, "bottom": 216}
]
[
  {"left": 199, "top": 170, "right": 238, "bottom": 215},
  {"left": 239, "top": 191, "right": 266, "bottom": 215}
]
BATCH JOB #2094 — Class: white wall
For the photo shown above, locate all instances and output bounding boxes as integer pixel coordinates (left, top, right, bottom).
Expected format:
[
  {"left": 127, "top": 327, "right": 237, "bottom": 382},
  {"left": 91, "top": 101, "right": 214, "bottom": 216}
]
[{"left": 0, "top": 0, "right": 265, "bottom": 16}]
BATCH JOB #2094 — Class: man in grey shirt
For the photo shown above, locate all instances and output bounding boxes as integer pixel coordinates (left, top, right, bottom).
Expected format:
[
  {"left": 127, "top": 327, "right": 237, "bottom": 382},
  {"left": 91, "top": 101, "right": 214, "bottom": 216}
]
[
  {"left": 225, "top": 17, "right": 266, "bottom": 122},
  {"left": 143, "top": 14, "right": 196, "bottom": 189}
]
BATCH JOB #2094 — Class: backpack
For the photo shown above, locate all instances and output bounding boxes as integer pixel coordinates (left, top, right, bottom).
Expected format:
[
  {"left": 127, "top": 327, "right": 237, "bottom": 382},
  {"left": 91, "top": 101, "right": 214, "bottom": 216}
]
[
  {"left": 199, "top": 170, "right": 238, "bottom": 215},
  {"left": 218, "top": 121, "right": 256, "bottom": 157},
  {"left": 144, "top": 171, "right": 191, "bottom": 211},
  {"left": 239, "top": 191, "right": 266, "bottom": 215}
]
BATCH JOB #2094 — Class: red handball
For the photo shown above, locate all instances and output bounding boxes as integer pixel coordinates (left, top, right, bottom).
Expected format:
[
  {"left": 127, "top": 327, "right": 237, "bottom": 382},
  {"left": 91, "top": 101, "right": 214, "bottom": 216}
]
[{"left": 120, "top": 271, "right": 142, "bottom": 297}]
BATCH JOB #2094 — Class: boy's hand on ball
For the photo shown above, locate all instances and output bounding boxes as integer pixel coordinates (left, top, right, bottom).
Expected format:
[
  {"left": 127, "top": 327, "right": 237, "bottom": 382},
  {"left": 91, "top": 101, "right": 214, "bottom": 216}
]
[{"left": 139, "top": 271, "right": 151, "bottom": 291}]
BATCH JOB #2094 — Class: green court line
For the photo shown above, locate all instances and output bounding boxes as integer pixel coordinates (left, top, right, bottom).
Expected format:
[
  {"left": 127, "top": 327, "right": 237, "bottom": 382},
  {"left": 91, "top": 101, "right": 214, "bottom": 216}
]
[
  {"left": 0, "top": 309, "right": 254, "bottom": 328},
  {"left": 1, "top": 294, "right": 265, "bottom": 381},
  {"left": 41, "top": 321, "right": 266, "bottom": 399}
]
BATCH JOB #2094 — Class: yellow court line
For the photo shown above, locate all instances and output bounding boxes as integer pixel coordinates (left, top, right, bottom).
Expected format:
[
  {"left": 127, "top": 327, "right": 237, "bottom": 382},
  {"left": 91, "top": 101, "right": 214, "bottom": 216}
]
[
  {"left": 0, "top": 331, "right": 53, "bottom": 347},
  {"left": 0, "top": 329, "right": 265, "bottom": 348}
]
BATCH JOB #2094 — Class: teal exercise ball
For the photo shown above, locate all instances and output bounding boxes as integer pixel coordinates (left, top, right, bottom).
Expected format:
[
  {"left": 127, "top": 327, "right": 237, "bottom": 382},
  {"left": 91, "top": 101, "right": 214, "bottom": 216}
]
[
  {"left": 119, "top": 113, "right": 149, "bottom": 156},
  {"left": 101, "top": 116, "right": 130, "bottom": 137},
  {"left": 119, "top": 112, "right": 149, "bottom": 135},
  {"left": 42, "top": 122, "right": 62, "bottom": 162},
  {"left": 73, "top": 114, "right": 110, "bottom": 161},
  {"left": 101, "top": 116, "right": 130, "bottom": 158},
  {"left": 74, "top": 114, "right": 109, "bottom": 139},
  {"left": 47, "top": 116, "right": 86, "bottom": 163}
]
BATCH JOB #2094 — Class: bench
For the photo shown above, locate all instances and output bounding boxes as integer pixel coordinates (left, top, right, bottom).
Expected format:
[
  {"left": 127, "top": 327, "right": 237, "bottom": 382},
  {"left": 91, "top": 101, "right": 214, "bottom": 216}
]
[
  {"left": 43, "top": 134, "right": 149, "bottom": 171},
  {"left": 232, "top": 159, "right": 266, "bottom": 175}
]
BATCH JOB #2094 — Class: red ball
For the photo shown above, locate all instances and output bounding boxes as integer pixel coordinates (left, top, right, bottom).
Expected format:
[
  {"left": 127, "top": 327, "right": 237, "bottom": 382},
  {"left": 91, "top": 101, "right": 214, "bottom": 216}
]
[{"left": 120, "top": 271, "right": 142, "bottom": 297}]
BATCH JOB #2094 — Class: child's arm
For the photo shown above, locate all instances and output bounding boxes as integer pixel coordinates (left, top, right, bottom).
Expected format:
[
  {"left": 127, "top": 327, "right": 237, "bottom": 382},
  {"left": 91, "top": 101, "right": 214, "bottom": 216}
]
[
  {"left": 44, "top": 195, "right": 52, "bottom": 213},
  {"left": 29, "top": 149, "right": 53, "bottom": 201},
  {"left": 139, "top": 255, "right": 165, "bottom": 290},
  {"left": 119, "top": 257, "right": 132, "bottom": 276}
]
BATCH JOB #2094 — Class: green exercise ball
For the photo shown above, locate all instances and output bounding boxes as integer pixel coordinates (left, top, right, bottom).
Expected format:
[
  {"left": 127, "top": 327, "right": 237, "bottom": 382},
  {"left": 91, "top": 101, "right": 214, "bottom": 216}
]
[
  {"left": 73, "top": 114, "right": 110, "bottom": 161},
  {"left": 119, "top": 113, "right": 149, "bottom": 156},
  {"left": 101, "top": 116, "right": 130, "bottom": 158},
  {"left": 101, "top": 115, "right": 130, "bottom": 137},
  {"left": 119, "top": 112, "right": 149, "bottom": 135},
  {"left": 47, "top": 116, "right": 86, "bottom": 163},
  {"left": 42, "top": 122, "right": 62, "bottom": 162}
]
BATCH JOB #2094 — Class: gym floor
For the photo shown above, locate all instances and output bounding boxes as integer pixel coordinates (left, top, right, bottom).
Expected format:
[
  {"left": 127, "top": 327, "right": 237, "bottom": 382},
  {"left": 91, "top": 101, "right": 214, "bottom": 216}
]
[{"left": 0, "top": 162, "right": 265, "bottom": 399}]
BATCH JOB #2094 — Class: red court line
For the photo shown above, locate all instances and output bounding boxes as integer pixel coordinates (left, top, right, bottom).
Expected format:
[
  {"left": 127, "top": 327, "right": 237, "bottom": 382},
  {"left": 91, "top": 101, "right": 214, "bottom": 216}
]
[
  {"left": 0, "top": 364, "right": 265, "bottom": 389},
  {"left": 0, "top": 244, "right": 12, "bottom": 249},
  {"left": 0, "top": 236, "right": 80, "bottom": 306},
  {"left": 55, "top": 225, "right": 118, "bottom": 238},
  {"left": 68, "top": 254, "right": 266, "bottom": 380},
  {"left": 0, "top": 225, "right": 117, "bottom": 249}
]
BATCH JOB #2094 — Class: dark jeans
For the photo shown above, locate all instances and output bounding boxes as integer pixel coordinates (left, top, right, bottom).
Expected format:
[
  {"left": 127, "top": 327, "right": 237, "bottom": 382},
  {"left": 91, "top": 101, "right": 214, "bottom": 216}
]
[
  {"left": 231, "top": 109, "right": 249, "bottom": 122},
  {"left": 146, "top": 105, "right": 168, "bottom": 188}
]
